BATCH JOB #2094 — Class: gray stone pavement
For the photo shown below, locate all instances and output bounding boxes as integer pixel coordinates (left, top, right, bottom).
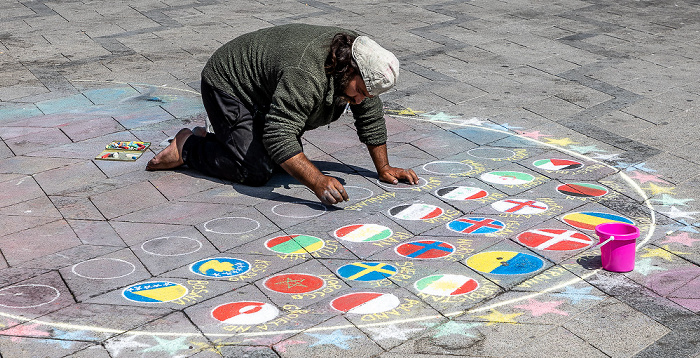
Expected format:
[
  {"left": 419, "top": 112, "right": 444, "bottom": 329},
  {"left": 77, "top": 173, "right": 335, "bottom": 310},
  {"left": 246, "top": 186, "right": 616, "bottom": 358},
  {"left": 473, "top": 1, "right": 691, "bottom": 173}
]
[{"left": 1, "top": 0, "right": 700, "bottom": 357}]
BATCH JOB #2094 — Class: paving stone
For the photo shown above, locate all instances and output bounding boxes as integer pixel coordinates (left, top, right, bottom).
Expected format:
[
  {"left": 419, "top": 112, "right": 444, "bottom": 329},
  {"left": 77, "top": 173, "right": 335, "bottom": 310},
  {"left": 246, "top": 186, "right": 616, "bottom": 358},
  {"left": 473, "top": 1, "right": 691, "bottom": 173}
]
[{"left": 0, "top": 219, "right": 82, "bottom": 266}]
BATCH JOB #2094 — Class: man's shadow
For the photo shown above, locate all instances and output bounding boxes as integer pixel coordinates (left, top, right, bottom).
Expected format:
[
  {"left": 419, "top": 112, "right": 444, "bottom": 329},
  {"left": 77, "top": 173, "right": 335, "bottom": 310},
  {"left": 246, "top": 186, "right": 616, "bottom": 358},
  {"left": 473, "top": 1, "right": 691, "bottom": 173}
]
[{"left": 176, "top": 159, "right": 377, "bottom": 208}]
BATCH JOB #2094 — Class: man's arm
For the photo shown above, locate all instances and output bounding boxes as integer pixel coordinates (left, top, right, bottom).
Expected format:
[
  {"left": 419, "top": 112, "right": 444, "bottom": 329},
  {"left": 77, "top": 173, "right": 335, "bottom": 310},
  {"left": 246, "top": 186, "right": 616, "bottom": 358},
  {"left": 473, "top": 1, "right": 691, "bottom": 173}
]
[
  {"left": 280, "top": 152, "right": 348, "bottom": 205},
  {"left": 367, "top": 143, "right": 419, "bottom": 185}
]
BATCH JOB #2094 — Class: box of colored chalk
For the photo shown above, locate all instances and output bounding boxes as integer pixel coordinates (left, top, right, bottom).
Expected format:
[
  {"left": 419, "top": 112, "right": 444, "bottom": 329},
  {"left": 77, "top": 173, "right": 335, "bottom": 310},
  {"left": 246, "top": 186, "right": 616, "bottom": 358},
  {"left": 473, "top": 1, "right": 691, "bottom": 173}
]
[{"left": 95, "top": 141, "right": 151, "bottom": 161}]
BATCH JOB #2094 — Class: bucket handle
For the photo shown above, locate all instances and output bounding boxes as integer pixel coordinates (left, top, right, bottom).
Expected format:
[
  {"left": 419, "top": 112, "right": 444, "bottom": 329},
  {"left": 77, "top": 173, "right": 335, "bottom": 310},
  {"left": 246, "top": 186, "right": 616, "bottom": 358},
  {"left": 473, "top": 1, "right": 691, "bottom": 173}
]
[{"left": 597, "top": 236, "right": 614, "bottom": 248}]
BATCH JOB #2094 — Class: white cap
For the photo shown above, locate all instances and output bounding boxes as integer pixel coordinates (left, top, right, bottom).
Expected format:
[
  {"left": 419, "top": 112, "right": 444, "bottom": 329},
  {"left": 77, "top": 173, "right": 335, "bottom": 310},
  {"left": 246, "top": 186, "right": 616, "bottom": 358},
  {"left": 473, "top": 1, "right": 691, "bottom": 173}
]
[{"left": 351, "top": 36, "right": 399, "bottom": 96}]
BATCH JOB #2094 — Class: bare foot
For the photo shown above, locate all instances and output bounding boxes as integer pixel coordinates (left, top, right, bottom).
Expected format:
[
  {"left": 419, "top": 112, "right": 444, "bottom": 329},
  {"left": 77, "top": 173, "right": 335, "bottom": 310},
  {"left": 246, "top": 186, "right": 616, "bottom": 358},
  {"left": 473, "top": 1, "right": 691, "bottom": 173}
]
[
  {"left": 146, "top": 128, "right": 192, "bottom": 171},
  {"left": 192, "top": 126, "right": 207, "bottom": 137}
]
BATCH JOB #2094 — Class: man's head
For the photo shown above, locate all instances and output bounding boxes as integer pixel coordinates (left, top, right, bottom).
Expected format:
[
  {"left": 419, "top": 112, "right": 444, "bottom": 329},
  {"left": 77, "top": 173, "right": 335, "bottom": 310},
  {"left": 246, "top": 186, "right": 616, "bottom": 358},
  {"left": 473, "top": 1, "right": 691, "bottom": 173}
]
[
  {"left": 351, "top": 36, "right": 399, "bottom": 97},
  {"left": 326, "top": 33, "right": 399, "bottom": 104}
]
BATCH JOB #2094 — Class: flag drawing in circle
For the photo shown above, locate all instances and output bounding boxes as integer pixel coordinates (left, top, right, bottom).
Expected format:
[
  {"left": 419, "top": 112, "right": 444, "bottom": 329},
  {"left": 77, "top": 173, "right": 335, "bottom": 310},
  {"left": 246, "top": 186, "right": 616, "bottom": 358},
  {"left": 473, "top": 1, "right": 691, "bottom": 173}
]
[
  {"left": 264, "top": 234, "right": 325, "bottom": 254},
  {"left": 517, "top": 229, "right": 594, "bottom": 251},
  {"left": 337, "top": 262, "right": 398, "bottom": 281},
  {"left": 389, "top": 203, "right": 444, "bottom": 220},
  {"left": 122, "top": 281, "right": 188, "bottom": 303},
  {"left": 330, "top": 292, "right": 400, "bottom": 314},
  {"left": 334, "top": 224, "right": 393, "bottom": 242},
  {"left": 435, "top": 186, "right": 488, "bottom": 201},
  {"left": 491, "top": 199, "right": 548, "bottom": 215},
  {"left": 190, "top": 257, "right": 250, "bottom": 278},
  {"left": 263, "top": 273, "right": 326, "bottom": 294},
  {"left": 414, "top": 274, "right": 479, "bottom": 296},
  {"left": 211, "top": 301, "right": 279, "bottom": 325},
  {"left": 561, "top": 212, "right": 634, "bottom": 231},
  {"left": 447, "top": 217, "right": 505, "bottom": 234},
  {"left": 480, "top": 171, "right": 535, "bottom": 185},
  {"left": 533, "top": 159, "right": 583, "bottom": 171},
  {"left": 395, "top": 240, "right": 455, "bottom": 259},
  {"left": 557, "top": 183, "right": 608, "bottom": 198},
  {"left": 466, "top": 251, "right": 544, "bottom": 275}
]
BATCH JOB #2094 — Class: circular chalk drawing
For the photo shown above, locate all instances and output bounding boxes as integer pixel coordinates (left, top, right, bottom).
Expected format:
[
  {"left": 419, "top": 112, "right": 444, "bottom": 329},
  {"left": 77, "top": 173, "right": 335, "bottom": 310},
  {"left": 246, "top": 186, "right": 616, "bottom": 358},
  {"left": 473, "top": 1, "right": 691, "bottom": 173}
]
[
  {"left": 414, "top": 274, "right": 479, "bottom": 296},
  {"left": 337, "top": 262, "right": 398, "bottom": 282},
  {"left": 467, "top": 147, "right": 516, "bottom": 160},
  {"left": 435, "top": 186, "right": 488, "bottom": 201},
  {"left": 71, "top": 258, "right": 136, "bottom": 279},
  {"left": 466, "top": 251, "right": 544, "bottom": 275},
  {"left": 265, "top": 234, "right": 325, "bottom": 254},
  {"left": 271, "top": 201, "right": 326, "bottom": 218},
  {"left": 481, "top": 171, "right": 535, "bottom": 185},
  {"left": 203, "top": 217, "right": 260, "bottom": 235},
  {"left": 334, "top": 224, "right": 393, "bottom": 242},
  {"left": 141, "top": 236, "right": 203, "bottom": 257},
  {"left": 395, "top": 240, "right": 455, "bottom": 259},
  {"left": 376, "top": 177, "right": 428, "bottom": 190},
  {"left": 517, "top": 229, "right": 594, "bottom": 251},
  {"left": 0, "top": 284, "right": 61, "bottom": 308},
  {"left": 330, "top": 292, "right": 400, "bottom": 314},
  {"left": 343, "top": 186, "right": 374, "bottom": 201},
  {"left": 447, "top": 217, "right": 506, "bottom": 234},
  {"left": 561, "top": 212, "right": 634, "bottom": 231},
  {"left": 490, "top": 199, "right": 549, "bottom": 215},
  {"left": 533, "top": 158, "right": 583, "bottom": 171},
  {"left": 122, "top": 281, "right": 188, "bottom": 303},
  {"left": 388, "top": 203, "right": 444, "bottom": 220},
  {"left": 212, "top": 301, "right": 279, "bottom": 325},
  {"left": 422, "top": 161, "right": 473, "bottom": 175},
  {"left": 556, "top": 183, "right": 608, "bottom": 198},
  {"left": 263, "top": 273, "right": 326, "bottom": 294},
  {"left": 190, "top": 258, "right": 250, "bottom": 278}
]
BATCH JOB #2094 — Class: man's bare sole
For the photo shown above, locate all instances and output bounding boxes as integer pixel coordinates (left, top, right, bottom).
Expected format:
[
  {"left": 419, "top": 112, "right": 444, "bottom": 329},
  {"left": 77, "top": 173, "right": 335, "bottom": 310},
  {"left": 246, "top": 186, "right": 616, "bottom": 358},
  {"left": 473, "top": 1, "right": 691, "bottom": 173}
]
[{"left": 146, "top": 128, "right": 192, "bottom": 171}]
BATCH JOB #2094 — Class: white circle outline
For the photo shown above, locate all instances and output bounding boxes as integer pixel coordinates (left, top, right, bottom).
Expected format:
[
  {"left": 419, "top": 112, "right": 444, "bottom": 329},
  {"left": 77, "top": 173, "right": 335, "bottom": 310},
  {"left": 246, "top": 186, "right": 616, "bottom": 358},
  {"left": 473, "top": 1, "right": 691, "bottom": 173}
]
[
  {"left": 343, "top": 185, "right": 374, "bottom": 201},
  {"left": 140, "top": 236, "right": 203, "bottom": 257},
  {"left": 467, "top": 147, "right": 516, "bottom": 160},
  {"left": 421, "top": 161, "right": 473, "bottom": 175},
  {"left": 376, "top": 176, "right": 428, "bottom": 190},
  {"left": 271, "top": 201, "right": 327, "bottom": 218},
  {"left": 189, "top": 257, "right": 251, "bottom": 278},
  {"left": 71, "top": 258, "right": 136, "bottom": 280},
  {"left": 262, "top": 273, "right": 327, "bottom": 294},
  {"left": 122, "top": 281, "right": 188, "bottom": 303},
  {"left": 0, "top": 284, "right": 61, "bottom": 308},
  {"left": 203, "top": 216, "right": 261, "bottom": 235}
]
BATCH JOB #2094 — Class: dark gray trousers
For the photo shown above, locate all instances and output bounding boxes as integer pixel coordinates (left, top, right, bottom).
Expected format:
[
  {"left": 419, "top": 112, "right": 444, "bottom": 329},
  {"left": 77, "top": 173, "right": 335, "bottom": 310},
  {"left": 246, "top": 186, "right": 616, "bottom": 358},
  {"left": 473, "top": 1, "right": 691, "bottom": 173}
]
[{"left": 182, "top": 80, "right": 276, "bottom": 186}]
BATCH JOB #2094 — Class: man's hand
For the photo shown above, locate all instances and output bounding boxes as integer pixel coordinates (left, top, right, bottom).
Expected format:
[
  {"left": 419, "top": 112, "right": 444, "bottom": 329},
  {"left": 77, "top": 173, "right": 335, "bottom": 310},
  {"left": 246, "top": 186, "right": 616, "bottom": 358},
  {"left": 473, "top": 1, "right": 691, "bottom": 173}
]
[
  {"left": 311, "top": 175, "right": 349, "bottom": 205},
  {"left": 378, "top": 165, "right": 419, "bottom": 185},
  {"left": 279, "top": 152, "right": 349, "bottom": 205},
  {"left": 367, "top": 143, "right": 419, "bottom": 186}
]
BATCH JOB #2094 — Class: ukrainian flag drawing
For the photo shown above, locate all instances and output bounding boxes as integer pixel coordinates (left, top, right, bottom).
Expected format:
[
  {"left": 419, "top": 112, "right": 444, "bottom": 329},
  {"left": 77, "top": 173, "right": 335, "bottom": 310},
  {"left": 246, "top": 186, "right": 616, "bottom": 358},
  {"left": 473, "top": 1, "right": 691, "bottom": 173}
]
[{"left": 466, "top": 251, "right": 544, "bottom": 275}]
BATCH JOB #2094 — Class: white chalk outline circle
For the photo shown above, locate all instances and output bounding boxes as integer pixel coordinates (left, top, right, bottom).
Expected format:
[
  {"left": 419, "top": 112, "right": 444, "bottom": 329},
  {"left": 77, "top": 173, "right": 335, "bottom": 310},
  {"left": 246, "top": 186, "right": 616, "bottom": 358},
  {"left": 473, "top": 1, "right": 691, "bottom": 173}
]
[
  {"left": 422, "top": 161, "right": 473, "bottom": 175},
  {"left": 71, "top": 258, "right": 136, "bottom": 279},
  {"left": 203, "top": 216, "right": 261, "bottom": 235},
  {"left": 343, "top": 185, "right": 374, "bottom": 201},
  {"left": 0, "top": 284, "right": 61, "bottom": 308},
  {"left": 467, "top": 147, "right": 516, "bottom": 160},
  {"left": 141, "top": 236, "right": 203, "bottom": 257},
  {"left": 376, "top": 176, "right": 428, "bottom": 190},
  {"left": 271, "top": 201, "right": 327, "bottom": 218}
]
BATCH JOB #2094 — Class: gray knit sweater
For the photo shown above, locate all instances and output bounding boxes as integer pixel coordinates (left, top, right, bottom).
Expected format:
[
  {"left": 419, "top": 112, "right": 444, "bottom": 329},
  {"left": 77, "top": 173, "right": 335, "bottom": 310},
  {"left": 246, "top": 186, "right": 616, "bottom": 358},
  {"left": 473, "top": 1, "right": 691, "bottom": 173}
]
[{"left": 201, "top": 24, "right": 388, "bottom": 164}]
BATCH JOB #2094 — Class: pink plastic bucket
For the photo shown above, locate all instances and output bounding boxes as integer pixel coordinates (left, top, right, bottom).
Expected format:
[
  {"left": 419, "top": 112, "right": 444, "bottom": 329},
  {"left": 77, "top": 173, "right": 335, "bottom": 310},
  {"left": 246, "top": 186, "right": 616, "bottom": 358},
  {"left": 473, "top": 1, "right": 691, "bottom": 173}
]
[{"left": 594, "top": 222, "right": 640, "bottom": 272}]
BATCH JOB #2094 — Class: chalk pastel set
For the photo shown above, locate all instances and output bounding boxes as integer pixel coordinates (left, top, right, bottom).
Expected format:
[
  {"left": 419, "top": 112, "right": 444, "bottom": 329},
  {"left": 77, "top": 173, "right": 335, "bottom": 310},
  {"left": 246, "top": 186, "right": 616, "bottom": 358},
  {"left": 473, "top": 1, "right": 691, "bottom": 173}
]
[{"left": 95, "top": 141, "right": 151, "bottom": 161}]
